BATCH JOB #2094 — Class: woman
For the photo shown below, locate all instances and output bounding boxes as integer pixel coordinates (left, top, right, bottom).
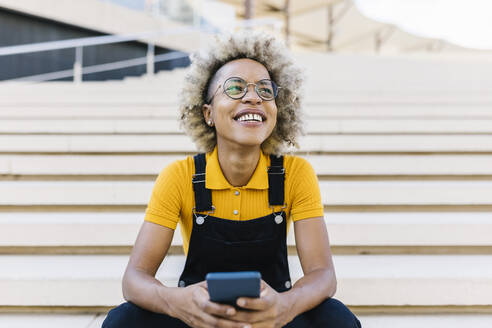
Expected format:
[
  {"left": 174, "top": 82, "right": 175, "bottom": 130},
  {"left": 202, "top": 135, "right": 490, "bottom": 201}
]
[{"left": 102, "top": 31, "right": 361, "bottom": 328}]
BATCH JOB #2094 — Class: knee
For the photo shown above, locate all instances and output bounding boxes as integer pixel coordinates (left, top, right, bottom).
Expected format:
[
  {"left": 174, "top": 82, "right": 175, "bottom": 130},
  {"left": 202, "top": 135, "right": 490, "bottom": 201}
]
[
  {"left": 102, "top": 302, "right": 148, "bottom": 328},
  {"left": 307, "top": 298, "right": 361, "bottom": 328}
]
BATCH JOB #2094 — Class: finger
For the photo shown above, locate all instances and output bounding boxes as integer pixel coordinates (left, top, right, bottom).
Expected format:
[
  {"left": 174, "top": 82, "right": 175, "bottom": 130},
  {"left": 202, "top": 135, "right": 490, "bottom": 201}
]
[
  {"left": 187, "top": 286, "right": 249, "bottom": 327},
  {"left": 192, "top": 288, "right": 214, "bottom": 315},
  {"left": 197, "top": 280, "right": 209, "bottom": 290},
  {"left": 194, "top": 286, "right": 238, "bottom": 318},
  {"left": 192, "top": 290, "right": 235, "bottom": 317},
  {"left": 236, "top": 294, "right": 272, "bottom": 311},
  {"left": 228, "top": 308, "right": 272, "bottom": 324},
  {"left": 193, "top": 285, "right": 211, "bottom": 302},
  {"left": 199, "top": 311, "right": 252, "bottom": 328},
  {"left": 215, "top": 317, "right": 252, "bottom": 328},
  {"left": 201, "top": 300, "right": 238, "bottom": 318},
  {"left": 251, "top": 322, "right": 274, "bottom": 328},
  {"left": 238, "top": 285, "right": 276, "bottom": 311}
]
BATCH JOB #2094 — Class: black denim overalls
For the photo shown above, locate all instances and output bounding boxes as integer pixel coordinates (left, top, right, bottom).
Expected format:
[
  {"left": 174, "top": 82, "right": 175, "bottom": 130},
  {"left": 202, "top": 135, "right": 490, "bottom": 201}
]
[{"left": 177, "top": 153, "right": 292, "bottom": 293}]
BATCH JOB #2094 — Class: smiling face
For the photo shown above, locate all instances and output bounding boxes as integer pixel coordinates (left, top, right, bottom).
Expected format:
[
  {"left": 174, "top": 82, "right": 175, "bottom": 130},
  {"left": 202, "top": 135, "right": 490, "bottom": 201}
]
[{"left": 202, "top": 58, "right": 278, "bottom": 150}]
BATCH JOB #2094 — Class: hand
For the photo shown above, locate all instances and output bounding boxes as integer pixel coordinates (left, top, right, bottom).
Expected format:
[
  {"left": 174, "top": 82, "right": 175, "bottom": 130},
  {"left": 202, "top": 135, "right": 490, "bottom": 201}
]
[
  {"left": 228, "top": 280, "right": 295, "bottom": 328},
  {"left": 165, "top": 281, "right": 251, "bottom": 328}
]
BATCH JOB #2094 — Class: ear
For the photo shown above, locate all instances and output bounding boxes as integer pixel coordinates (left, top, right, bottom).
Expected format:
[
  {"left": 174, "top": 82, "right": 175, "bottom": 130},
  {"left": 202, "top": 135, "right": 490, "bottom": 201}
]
[{"left": 202, "top": 104, "right": 212, "bottom": 123}]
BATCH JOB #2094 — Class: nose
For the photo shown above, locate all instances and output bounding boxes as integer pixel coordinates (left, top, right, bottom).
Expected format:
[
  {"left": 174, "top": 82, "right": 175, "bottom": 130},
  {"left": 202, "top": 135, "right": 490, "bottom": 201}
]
[{"left": 241, "top": 84, "right": 262, "bottom": 104}]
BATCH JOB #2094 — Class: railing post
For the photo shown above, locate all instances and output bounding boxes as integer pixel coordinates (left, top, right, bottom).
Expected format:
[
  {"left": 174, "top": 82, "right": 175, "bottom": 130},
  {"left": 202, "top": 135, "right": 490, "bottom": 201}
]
[
  {"left": 73, "top": 46, "right": 83, "bottom": 83},
  {"left": 147, "top": 43, "right": 155, "bottom": 76}
]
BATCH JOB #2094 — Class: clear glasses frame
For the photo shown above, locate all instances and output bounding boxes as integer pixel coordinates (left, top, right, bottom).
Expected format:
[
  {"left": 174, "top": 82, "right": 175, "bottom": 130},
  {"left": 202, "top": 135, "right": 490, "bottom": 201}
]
[{"left": 207, "top": 76, "right": 281, "bottom": 104}]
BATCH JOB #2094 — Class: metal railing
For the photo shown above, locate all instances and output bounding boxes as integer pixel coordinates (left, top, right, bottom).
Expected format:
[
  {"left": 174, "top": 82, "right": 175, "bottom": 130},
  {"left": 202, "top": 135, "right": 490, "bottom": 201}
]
[
  {"left": 0, "top": 27, "right": 196, "bottom": 83},
  {"left": 0, "top": 18, "right": 282, "bottom": 83}
]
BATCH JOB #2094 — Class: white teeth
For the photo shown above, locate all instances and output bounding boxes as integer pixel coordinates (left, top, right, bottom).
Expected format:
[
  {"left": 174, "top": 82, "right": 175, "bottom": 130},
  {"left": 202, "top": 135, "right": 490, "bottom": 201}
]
[{"left": 237, "top": 113, "right": 263, "bottom": 122}]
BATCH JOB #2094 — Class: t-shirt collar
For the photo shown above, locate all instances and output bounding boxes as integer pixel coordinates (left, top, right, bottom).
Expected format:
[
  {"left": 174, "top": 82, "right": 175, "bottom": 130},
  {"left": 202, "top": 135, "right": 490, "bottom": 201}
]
[{"left": 205, "top": 146, "right": 269, "bottom": 190}]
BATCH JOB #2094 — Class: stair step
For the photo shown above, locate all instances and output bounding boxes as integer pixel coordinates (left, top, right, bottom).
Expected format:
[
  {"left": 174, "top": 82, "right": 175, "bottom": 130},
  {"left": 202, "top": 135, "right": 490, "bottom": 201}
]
[
  {"left": 0, "top": 314, "right": 102, "bottom": 328},
  {"left": 3, "top": 154, "right": 492, "bottom": 176},
  {"left": 2, "top": 313, "right": 492, "bottom": 328},
  {"left": 1, "top": 254, "right": 492, "bottom": 306},
  {"left": 3, "top": 135, "right": 492, "bottom": 153},
  {"left": 2, "top": 89, "right": 492, "bottom": 103},
  {"left": 1, "top": 212, "right": 491, "bottom": 249},
  {"left": 2, "top": 180, "right": 492, "bottom": 206},
  {"left": 2, "top": 105, "right": 492, "bottom": 119},
  {"left": 4, "top": 118, "right": 492, "bottom": 134},
  {"left": 359, "top": 314, "right": 492, "bottom": 328}
]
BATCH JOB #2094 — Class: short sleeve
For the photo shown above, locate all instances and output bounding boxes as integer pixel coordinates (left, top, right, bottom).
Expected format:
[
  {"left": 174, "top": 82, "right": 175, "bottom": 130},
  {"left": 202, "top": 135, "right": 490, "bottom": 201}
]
[
  {"left": 288, "top": 157, "right": 324, "bottom": 222},
  {"left": 144, "top": 160, "right": 187, "bottom": 229}
]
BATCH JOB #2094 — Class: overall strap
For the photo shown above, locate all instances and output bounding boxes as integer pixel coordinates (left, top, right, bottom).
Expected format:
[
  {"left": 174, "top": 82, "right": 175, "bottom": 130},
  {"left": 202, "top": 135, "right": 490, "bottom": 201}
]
[
  {"left": 192, "top": 153, "right": 213, "bottom": 212},
  {"left": 268, "top": 155, "right": 285, "bottom": 206}
]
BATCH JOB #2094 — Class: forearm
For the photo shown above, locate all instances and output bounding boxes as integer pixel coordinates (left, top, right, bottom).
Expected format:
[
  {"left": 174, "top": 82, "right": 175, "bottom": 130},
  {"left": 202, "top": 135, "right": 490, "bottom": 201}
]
[
  {"left": 122, "top": 268, "right": 176, "bottom": 315},
  {"left": 282, "top": 267, "right": 336, "bottom": 318}
]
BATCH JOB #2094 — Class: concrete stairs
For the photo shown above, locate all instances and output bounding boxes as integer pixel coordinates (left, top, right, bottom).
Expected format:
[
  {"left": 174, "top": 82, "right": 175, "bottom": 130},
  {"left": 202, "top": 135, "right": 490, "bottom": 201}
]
[{"left": 1, "top": 53, "right": 492, "bottom": 327}]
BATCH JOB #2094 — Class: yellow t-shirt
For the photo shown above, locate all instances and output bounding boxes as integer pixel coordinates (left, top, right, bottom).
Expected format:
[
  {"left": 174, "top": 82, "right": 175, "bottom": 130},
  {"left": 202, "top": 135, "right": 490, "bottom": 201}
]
[{"left": 144, "top": 146, "right": 324, "bottom": 254}]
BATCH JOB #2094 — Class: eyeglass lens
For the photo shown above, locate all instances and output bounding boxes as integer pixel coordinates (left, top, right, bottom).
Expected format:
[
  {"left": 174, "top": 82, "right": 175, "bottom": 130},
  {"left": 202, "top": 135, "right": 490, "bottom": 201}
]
[{"left": 223, "top": 77, "right": 277, "bottom": 100}]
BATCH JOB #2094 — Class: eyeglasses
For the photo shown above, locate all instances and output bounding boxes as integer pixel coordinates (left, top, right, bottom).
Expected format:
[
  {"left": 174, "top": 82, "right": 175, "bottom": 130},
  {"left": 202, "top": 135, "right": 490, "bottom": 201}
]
[{"left": 207, "top": 77, "right": 280, "bottom": 104}]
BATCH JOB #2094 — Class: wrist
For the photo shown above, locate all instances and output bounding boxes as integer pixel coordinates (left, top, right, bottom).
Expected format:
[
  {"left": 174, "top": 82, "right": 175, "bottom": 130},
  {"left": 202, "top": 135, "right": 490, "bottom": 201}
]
[
  {"left": 280, "top": 288, "right": 301, "bottom": 320},
  {"left": 155, "top": 285, "right": 178, "bottom": 316}
]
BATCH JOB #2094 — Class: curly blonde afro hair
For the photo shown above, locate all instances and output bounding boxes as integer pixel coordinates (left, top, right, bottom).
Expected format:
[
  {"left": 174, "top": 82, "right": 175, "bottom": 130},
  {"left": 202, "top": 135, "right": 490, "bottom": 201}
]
[{"left": 178, "top": 30, "right": 305, "bottom": 155}]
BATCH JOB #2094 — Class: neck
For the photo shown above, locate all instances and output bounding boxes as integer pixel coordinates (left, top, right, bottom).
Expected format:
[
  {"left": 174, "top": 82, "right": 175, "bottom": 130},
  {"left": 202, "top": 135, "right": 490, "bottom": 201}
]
[{"left": 216, "top": 141, "right": 261, "bottom": 187}]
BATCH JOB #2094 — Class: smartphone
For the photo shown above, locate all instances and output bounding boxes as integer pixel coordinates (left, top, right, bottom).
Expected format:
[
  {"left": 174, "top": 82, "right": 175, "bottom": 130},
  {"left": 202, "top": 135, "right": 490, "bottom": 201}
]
[{"left": 206, "top": 271, "right": 261, "bottom": 306}]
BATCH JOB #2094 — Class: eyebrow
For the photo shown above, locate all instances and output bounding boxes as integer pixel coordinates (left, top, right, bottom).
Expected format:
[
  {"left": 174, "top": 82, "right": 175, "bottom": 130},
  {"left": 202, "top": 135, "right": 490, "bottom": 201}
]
[{"left": 224, "top": 76, "right": 272, "bottom": 83}]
